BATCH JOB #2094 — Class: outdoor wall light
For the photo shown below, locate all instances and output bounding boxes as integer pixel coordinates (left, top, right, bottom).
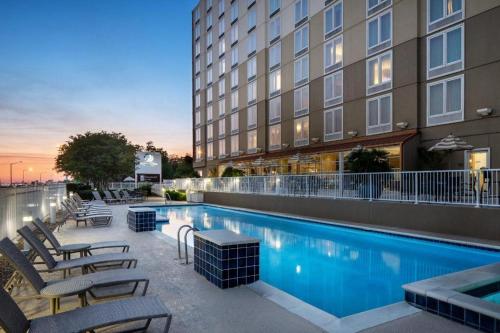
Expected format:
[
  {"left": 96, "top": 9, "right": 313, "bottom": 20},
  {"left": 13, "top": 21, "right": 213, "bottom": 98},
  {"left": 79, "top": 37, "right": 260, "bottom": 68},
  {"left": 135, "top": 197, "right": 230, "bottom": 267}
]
[
  {"left": 50, "top": 202, "right": 57, "bottom": 207},
  {"left": 256, "top": 147, "right": 263, "bottom": 153},
  {"left": 311, "top": 137, "right": 320, "bottom": 144},
  {"left": 347, "top": 130, "right": 358, "bottom": 137},
  {"left": 282, "top": 143, "right": 290, "bottom": 148},
  {"left": 396, "top": 121, "right": 409, "bottom": 129},
  {"left": 477, "top": 108, "right": 493, "bottom": 117},
  {"left": 22, "top": 216, "right": 33, "bottom": 222}
]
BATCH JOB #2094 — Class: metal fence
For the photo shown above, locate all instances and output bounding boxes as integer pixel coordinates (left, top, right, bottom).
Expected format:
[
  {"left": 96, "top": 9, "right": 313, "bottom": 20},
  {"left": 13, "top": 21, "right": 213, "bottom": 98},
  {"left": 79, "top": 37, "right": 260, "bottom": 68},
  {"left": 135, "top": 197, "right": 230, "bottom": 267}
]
[
  {"left": 108, "top": 182, "right": 151, "bottom": 191},
  {"left": 0, "top": 184, "right": 66, "bottom": 239},
  {"left": 163, "top": 169, "right": 500, "bottom": 208}
]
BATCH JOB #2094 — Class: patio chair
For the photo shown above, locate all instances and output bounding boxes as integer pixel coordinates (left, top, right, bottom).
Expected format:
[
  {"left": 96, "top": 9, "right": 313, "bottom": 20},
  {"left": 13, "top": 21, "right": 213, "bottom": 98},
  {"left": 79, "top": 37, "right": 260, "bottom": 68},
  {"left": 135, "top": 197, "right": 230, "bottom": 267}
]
[
  {"left": 104, "top": 190, "right": 120, "bottom": 204},
  {"left": 112, "top": 190, "right": 128, "bottom": 203},
  {"left": 0, "top": 286, "right": 172, "bottom": 333},
  {"left": 123, "top": 189, "right": 144, "bottom": 202},
  {"left": 92, "top": 190, "right": 104, "bottom": 201},
  {"left": 0, "top": 237, "right": 149, "bottom": 314},
  {"left": 17, "top": 226, "right": 137, "bottom": 278},
  {"left": 61, "top": 201, "right": 112, "bottom": 228}
]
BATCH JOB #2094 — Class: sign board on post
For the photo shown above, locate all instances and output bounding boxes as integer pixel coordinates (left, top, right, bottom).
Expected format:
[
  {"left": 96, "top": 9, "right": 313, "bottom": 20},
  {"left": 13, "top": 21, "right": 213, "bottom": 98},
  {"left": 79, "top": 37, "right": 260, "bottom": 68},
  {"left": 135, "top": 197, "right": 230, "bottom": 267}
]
[{"left": 135, "top": 152, "right": 162, "bottom": 185}]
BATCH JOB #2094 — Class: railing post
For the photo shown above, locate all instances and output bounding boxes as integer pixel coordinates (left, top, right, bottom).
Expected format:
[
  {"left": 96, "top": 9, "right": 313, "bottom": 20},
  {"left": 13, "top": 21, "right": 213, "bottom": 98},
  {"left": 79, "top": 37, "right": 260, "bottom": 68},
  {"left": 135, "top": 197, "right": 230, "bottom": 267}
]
[
  {"left": 414, "top": 172, "right": 419, "bottom": 205},
  {"left": 475, "top": 169, "right": 481, "bottom": 208},
  {"left": 369, "top": 174, "right": 373, "bottom": 202}
]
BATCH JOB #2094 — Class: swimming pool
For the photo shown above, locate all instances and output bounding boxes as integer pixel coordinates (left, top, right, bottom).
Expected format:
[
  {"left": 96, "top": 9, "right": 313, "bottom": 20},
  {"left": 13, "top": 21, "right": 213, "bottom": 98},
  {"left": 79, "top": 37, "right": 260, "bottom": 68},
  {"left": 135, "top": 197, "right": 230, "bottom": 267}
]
[{"left": 153, "top": 204, "right": 500, "bottom": 317}]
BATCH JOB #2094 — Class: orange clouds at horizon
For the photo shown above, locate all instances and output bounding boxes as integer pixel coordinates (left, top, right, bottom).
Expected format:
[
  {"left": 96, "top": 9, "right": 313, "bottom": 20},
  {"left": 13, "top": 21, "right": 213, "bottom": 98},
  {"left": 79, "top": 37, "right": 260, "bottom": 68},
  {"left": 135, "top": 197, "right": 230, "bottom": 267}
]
[{"left": 0, "top": 153, "right": 62, "bottom": 184}]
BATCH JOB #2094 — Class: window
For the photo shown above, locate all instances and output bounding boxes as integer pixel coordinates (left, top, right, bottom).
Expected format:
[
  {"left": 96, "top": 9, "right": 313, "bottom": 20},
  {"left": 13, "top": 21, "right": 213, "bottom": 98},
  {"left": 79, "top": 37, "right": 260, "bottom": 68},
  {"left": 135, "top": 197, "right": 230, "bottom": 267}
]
[
  {"left": 294, "top": 0, "right": 308, "bottom": 24},
  {"left": 428, "top": 0, "right": 463, "bottom": 32},
  {"left": 207, "top": 49, "right": 213, "bottom": 66},
  {"left": 367, "top": 50, "right": 392, "bottom": 95},
  {"left": 207, "top": 142, "right": 214, "bottom": 160},
  {"left": 247, "top": 81, "right": 257, "bottom": 105},
  {"left": 195, "top": 58, "right": 200, "bottom": 73},
  {"left": 247, "top": 130, "right": 257, "bottom": 152},
  {"left": 247, "top": 31, "right": 256, "bottom": 55},
  {"left": 269, "top": 69, "right": 281, "bottom": 97},
  {"left": 231, "top": 135, "right": 239, "bottom": 155},
  {"left": 219, "top": 98, "right": 225, "bottom": 115},
  {"left": 324, "top": 35, "right": 343, "bottom": 73},
  {"left": 219, "top": 139, "right": 226, "bottom": 157},
  {"left": 294, "top": 116, "right": 309, "bottom": 146},
  {"left": 195, "top": 111, "right": 201, "bottom": 126},
  {"left": 324, "top": 70, "right": 343, "bottom": 107},
  {"left": 231, "top": 90, "right": 239, "bottom": 111},
  {"left": 367, "top": 0, "right": 392, "bottom": 17},
  {"left": 195, "top": 23, "right": 201, "bottom": 40},
  {"left": 269, "top": 16, "right": 280, "bottom": 42},
  {"left": 195, "top": 145, "right": 203, "bottom": 161},
  {"left": 231, "top": 68, "right": 238, "bottom": 88},
  {"left": 230, "top": 24, "right": 238, "bottom": 44},
  {"left": 219, "top": 58, "right": 226, "bottom": 77},
  {"left": 247, "top": 105, "right": 257, "bottom": 129},
  {"left": 231, "top": 47, "right": 238, "bottom": 67},
  {"left": 269, "top": 96, "right": 281, "bottom": 123},
  {"left": 294, "top": 85, "right": 309, "bottom": 117},
  {"left": 324, "top": 107, "right": 343, "bottom": 141},
  {"left": 294, "top": 24, "right": 309, "bottom": 56},
  {"left": 269, "top": 42, "right": 281, "bottom": 70},
  {"left": 248, "top": 7, "right": 256, "bottom": 30},
  {"left": 207, "top": 30, "right": 213, "bottom": 47},
  {"left": 427, "top": 74, "right": 463, "bottom": 126},
  {"left": 195, "top": 94, "right": 201, "bottom": 108},
  {"left": 427, "top": 24, "right": 463, "bottom": 79},
  {"left": 269, "top": 124, "right": 281, "bottom": 150},
  {"left": 218, "top": 38, "right": 226, "bottom": 56},
  {"left": 247, "top": 56, "right": 257, "bottom": 80},
  {"left": 366, "top": 93, "right": 392, "bottom": 135},
  {"left": 231, "top": 112, "right": 239, "bottom": 133},
  {"left": 195, "top": 127, "right": 201, "bottom": 144},
  {"left": 206, "top": 0, "right": 213, "bottom": 11},
  {"left": 207, "top": 124, "right": 214, "bottom": 141},
  {"left": 207, "top": 13, "right": 213, "bottom": 30},
  {"left": 195, "top": 76, "right": 201, "bottom": 91},
  {"left": 207, "top": 105, "right": 213, "bottom": 122},
  {"left": 194, "top": 6, "right": 200, "bottom": 22},
  {"left": 195, "top": 41, "right": 201, "bottom": 56},
  {"left": 269, "top": 0, "right": 281, "bottom": 15},
  {"left": 207, "top": 86, "right": 213, "bottom": 104},
  {"left": 218, "top": 118, "right": 226, "bottom": 137},
  {"left": 207, "top": 67, "right": 213, "bottom": 85},
  {"left": 218, "top": 0, "right": 224, "bottom": 15},
  {"left": 218, "top": 18, "right": 225, "bottom": 37},
  {"left": 231, "top": 0, "right": 238, "bottom": 22},
  {"left": 218, "top": 79, "right": 225, "bottom": 97},
  {"left": 324, "top": 1, "right": 343, "bottom": 38},
  {"left": 367, "top": 9, "right": 391, "bottom": 55},
  {"left": 294, "top": 55, "right": 309, "bottom": 86}
]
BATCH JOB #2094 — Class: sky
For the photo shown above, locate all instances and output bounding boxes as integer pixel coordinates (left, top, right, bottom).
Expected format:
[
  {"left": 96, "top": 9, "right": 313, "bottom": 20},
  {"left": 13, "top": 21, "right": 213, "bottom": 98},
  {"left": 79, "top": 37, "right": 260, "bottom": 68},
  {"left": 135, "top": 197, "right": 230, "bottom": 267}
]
[{"left": 0, "top": 0, "right": 197, "bottom": 183}]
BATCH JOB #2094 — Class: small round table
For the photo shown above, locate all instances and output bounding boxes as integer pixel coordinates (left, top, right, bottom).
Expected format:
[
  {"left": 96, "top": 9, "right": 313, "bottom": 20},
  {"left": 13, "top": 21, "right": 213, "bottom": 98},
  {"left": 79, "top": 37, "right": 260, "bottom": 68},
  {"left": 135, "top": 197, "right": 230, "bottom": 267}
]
[
  {"left": 41, "top": 279, "right": 94, "bottom": 314},
  {"left": 59, "top": 243, "right": 91, "bottom": 260}
]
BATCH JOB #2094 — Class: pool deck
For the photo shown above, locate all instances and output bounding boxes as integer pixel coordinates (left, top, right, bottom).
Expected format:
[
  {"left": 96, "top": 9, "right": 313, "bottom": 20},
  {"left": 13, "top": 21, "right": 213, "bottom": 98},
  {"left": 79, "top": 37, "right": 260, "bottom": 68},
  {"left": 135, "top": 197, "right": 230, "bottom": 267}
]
[{"left": 17, "top": 200, "right": 484, "bottom": 332}]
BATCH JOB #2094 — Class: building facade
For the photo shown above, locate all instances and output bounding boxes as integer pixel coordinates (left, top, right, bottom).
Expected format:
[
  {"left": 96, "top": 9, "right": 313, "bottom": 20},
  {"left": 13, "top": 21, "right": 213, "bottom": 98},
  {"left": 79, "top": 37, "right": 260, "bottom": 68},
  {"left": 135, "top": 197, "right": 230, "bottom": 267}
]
[{"left": 192, "top": 0, "right": 500, "bottom": 176}]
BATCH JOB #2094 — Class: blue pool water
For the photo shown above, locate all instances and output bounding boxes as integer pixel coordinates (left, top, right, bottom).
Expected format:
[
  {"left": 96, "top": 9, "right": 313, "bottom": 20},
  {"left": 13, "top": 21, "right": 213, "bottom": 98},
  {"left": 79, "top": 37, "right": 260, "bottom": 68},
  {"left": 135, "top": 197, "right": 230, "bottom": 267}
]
[{"left": 153, "top": 204, "right": 500, "bottom": 317}]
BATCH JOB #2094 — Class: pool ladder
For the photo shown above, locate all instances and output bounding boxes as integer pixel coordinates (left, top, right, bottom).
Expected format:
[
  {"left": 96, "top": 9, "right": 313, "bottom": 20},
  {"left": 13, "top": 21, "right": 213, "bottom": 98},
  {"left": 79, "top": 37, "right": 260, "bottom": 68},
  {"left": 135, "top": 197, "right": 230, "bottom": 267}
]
[
  {"left": 164, "top": 192, "right": 172, "bottom": 205},
  {"left": 176, "top": 225, "right": 199, "bottom": 265}
]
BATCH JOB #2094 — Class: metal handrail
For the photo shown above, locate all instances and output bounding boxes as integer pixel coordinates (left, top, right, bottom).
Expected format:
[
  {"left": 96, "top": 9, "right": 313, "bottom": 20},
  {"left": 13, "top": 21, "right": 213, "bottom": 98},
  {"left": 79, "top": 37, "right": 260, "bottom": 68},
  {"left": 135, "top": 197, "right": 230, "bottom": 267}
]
[
  {"left": 164, "top": 192, "right": 172, "bottom": 204},
  {"left": 176, "top": 225, "right": 192, "bottom": 260},
  {"left": 184, "top": 226, "right": 199, "bottom": 265}
]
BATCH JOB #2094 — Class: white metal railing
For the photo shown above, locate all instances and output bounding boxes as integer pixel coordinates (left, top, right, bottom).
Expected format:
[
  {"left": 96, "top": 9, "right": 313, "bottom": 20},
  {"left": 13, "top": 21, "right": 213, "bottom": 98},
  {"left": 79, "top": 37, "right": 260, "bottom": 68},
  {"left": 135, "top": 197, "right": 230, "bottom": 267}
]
[
  {"left": 108, "top": 182, "right": 151, "bottom": 191},
  {"left": 0, "top": 183, "right": 67, "bottom": 239},
  {"left": 162, "top": 169, "right": 500, "bottom": 208}
]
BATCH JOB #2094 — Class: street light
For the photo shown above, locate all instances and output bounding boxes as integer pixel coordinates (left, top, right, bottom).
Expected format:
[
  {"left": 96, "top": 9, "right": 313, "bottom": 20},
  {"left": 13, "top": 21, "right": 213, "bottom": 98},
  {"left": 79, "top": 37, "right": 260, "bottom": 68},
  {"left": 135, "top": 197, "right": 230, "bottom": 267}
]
[
  {"left": 10, "top": 161, "right": 23, "bottom": 186},
  {"left": 22, "top": 167, "right": 33, "bottom": 184}
]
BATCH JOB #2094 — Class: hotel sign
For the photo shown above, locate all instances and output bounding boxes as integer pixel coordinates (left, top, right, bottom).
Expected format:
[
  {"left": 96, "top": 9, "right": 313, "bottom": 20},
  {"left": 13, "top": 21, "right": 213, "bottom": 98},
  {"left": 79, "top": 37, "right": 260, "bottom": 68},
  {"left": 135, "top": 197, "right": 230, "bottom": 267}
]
[{"left": 135, "top": 152, "right": 162, "bottom": 183}]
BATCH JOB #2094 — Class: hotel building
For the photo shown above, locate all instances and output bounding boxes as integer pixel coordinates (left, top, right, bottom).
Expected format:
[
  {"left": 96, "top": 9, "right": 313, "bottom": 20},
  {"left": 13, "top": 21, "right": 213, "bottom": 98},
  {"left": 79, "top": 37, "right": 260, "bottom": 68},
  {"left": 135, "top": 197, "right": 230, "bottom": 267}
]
[{"left": 191, "top": 0, "right": 500, "bottom": 176}]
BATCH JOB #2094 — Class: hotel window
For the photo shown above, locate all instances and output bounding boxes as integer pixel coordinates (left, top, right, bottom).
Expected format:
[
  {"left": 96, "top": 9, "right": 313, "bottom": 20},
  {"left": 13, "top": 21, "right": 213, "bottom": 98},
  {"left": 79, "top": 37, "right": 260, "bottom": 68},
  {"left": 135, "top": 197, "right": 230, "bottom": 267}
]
[
  {"left": 324, "top": 70, "right": 343, "bottom": 107},
  {"left": 269, "top": 42, "right": 281, "bottom": 70},
  {"left": 367, "top": 0, "right": 392, "bottom": 17},
  {"left": 207, "top": 105, "right": 213, "bottom": 122},
  {"left": 207, "top": 86, "right": 213, "bottom": 104},
  {"left": 269, "top": 124, "right": 281, "bottom": 150},
  {"left": 218, "top": 18, "right": 225, "bottom": 37},
  {"left": 269, "top": 69, "right": 281, "bottom": 97},
  {"left": 207, "top": 142, "right": 214, "bottom": 160},
  {"left": 367, "top": 9, "right": 391, "bottom": 56},
  {"left": 366, "top": 93, "right": 392, "bottom": 135},
  {"left": 294, "top": 55, "right": 309, "bottom": 87},
  {"left": 219, "top": 139, "right": 226, "bottom": 157},
  {"left": 231, "top": 112, "right": 239, "bottom": 133},
  {"left": 428, "top": 0, "right": 463, "bottom": 33},
  {"left": 195, "top": 94, "right": 201, "bottom": 108},
  {"left": 195, "top": 41, "right": 201, "bottom": 56},
  {"left": 207, "top": 13, "right": 213, "bottom": 30},
  {"left": 195, "top": 23, "right": 201, "bottom": 40},
  {"left": 247, "top": 105, "right": 257, "bottom": 129},
  {"left": 218, "top": 79, "right": 225, "bottom": 97},
  {"left": 268, "top": 96, "right": 281, "bottom": 124},
  {"left": 247, "top": 81, "right": 257, "bottom": 105},
  {"left": 207, "top": 124, "right": 214, "bottom": 141},
  {"left": 219, "top": 98, "right": 226, "bottom": 115},
  {"left": 207, "top": 30, "right": 213, "bottom": 47},
  {"left": 231, "top": 135, "right": 239, "bottom": 155},
  {"left": 195, "top": 111, "right": 201, "bottom": 125},
  {"left": 194, "top": 6, "right": 200, "bottom": 22},
  {"left": 207, "top": 67, "right": 213, "bottom": 85},
  {"left": 230, "top": 0, "right": 238, "bottom": 22},
  {"left": 219, "top": 58, "right": 226, "bottom": 77},
  {"left": 247, "top": 31, "right": 257, "bottom": 56},
  {"left": 195, "top": 127, "right": 201, "bottom": 144},
  {"left": 324, "top": 1, "right": 343, "bottom": 39},
  {"left": 294, "top": 116, "right": 309, "bottom": 147},
  {"left": 206, "top": 0, "right": 213, "bottom": 11},
  {"left": 247, "top": 56, "right": 257, "bottom": 81},
  {"left": 427, "top": 24, "right": 463, "bottom": 79},
  {"left": 218, "top": 118, "right": 226, "bottom": 137},
  {"left": 294, "top": 24, "right": 309, "bottom": 57},
  {"left": 195, "top": 145, "right": 203, "bottom": 161},
  {"left": 427, "top": 74, "right": 463, "bottom": 126},
  {"left": 247, "top": 130, "right": 257, "bottom": 152},
  {"left": 218, "top": 38, "right": 226, "bottom": 56},
  {"left": 248, "top": 7, "right": 256, "bottom": 31},
  {"left": 230, "top": 68, "right": 238, "bottom": 88},
  {"left": 294, "top": 0, "right": 308, "bottom": 25},
  {"left": 218, "top": 0, "right": 224, "bottom": 15},
  {"left": 195, "top": 76, "right": 201, "bottom": 91},
  {"left": 367, "top": 50, "right": 392, "bottom": 95},
  {"left": 231, "top": 47, "right": 238, "bottom": 67},
  {"left": 324, "top": 35, "right": 343, "bottom": 73},
  {"left": 294, "top": 85, "right": 309, "bottom": 117},
  {"left": 324, "top": 107, "right": 343, "bottom": 141},
  {"left": 230, "top": 24, "right": 238, "bottom": 45},
  {"left": 195, "top": 58, "right": 200, "bottom": 74},
  {"left": 269, "top": 16, "right": 280, "bottom": 42},
  {"left": 207, "top": 49, "right": 213, "bottom": 66},
  {"left": 269, "top": 0, "right": 281, "bottom": 16},
  {"left": 231, "top": 90, "right": 239, "bottom": 111}
]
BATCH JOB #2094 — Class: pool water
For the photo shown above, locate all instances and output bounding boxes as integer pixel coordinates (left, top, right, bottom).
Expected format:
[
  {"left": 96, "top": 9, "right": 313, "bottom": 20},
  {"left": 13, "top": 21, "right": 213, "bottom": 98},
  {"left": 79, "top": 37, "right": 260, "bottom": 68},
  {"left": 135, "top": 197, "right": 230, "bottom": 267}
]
[
  {"left": 483, "top": 292, "right": 500, "bottom": 304},
  {"left": 153, "top": 205, "right": 500, "bottom": 317}
]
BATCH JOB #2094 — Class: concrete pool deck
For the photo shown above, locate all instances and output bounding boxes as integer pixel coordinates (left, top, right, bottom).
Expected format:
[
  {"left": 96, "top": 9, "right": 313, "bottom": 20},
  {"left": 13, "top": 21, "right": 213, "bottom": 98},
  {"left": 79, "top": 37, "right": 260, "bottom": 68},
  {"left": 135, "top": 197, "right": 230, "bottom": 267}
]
[{"left": 15, "top": 201, "right": 484, "bottom": 332}]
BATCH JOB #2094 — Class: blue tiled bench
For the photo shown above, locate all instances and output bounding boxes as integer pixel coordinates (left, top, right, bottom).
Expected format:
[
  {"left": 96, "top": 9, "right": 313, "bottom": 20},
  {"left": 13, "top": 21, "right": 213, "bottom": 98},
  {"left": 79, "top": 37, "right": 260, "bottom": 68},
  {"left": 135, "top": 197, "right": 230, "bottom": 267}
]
[{"left": 127, "top": 208, "right": 156, "bottom": 232}]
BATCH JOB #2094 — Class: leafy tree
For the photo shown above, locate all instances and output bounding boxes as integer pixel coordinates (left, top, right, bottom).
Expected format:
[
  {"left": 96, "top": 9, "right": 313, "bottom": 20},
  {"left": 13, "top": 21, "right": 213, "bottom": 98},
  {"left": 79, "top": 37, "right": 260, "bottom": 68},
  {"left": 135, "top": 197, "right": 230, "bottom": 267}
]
[
  {"left": 416, "top": 147, "right": 446, "bottom": 170},
  {"left": 56, "top": 131, "right": 138, "bottom": 188},
  {"left": 142, "top": 141, "right": 199, "bottom": 179},
  {"left": 172, "top": 155, "right": 200, "bottom": 178},
  {"left": 221, "top": 167, "right": 245, "bottom": 177},
  {"left": 346, "top": 148, "right": 391, "bottom": 173}
]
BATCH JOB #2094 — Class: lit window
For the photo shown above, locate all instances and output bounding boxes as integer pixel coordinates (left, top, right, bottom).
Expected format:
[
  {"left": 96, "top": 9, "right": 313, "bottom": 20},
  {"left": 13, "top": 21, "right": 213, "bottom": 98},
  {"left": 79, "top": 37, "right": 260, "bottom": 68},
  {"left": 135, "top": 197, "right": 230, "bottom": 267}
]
[
  {"left": 324, "top": 35, "right": 342, "bottom": 73},
  {"left": 294, "top": 55, "right": 309, "bottom": 86},
  {"left": 324, "top": 107, "right": 343, "bottom": 141},
  {"left": 269, "top": 96, "right": 281, "bottom": 124},
  {"left": 269, "top": 124, "right": 281, "bottom": 150},
  {"left": 427, "top": 74, "right": 463, "bottom": 126},
  {"left": 231, "top": 90, "right": 239, "bottom": 111},
  {"left": 367, "top": 0, "right": 392, "bottom": 17},
  {"left": 195, "top": 76, "right": 201, "bottom": 91},
  {"left": 367, "top": 50, "right": 392, "bottom": 95},
  {"left": 269, "top": 0, "right": 281, "bottom": 15},
  {"left": 367, "top": 9, "right": 391, "bottom": 55},
  {"left": 207, "top": 142, "right": 214, "bottom": 160},
  {"left": 195, "top": 127, "right": 201, "bottom": 144},
  {"left": 428, "top": 0, "right": 463, "bottom": 32},
  {"left": 366, "top": 93, "right": 392, "bottom": 135},
  {"left": 231, "top": 68, "right": 238, "bottom": 88},
  {"left": 195, "top": 111, "right": 201, "bottom": 125},
  {"left": 195, "top": 41, "right": 201, "bottom": 56},
  {"left": 324, "top": 70, "right": 343, "bottom": 107},
  {"left": 219, "top": 58, "right": 225, "bottom": 77},
  {"left": 218, "top": 98, "right": 225, "bottom": 115},
  {"left": 206, "top": 30, "right": 213, "bottom": 47},
  {"left": 230, "top": 24, "right": 238, "bottom": 44},
  {"left": 207, "top": 49, "right": 213, "bottom": 66},
  {"left": 248, "top": 7, "right": 256, "bottom": 30},
  {"left": 231, "top": 0, "right": 238, "bottom": 22},
  {"left": 218, "top": 79, "right": 225, "bottom": 97},
  {"left": 195, "top": 145, "right": 203, "bottom": 161},
  {"left": 218, "top": 118, "right": 225, "bottom": 137},
  {"left": 427, "top": 24, "right": 463, "bottom": 79},
  {"left": 269, "top": 16, "right": 281, "bottom": 42},
  {"left": 247, "top": 105, "right": 257, "bottom": 129},
  {"left": 231, "top": 112, "right": 239, "bottom": 133},
  {"left": 269, "top": 69, "right": 281, "bottom": 97},
  {"left": 294, "top": 24, "right": 309, "bottom": 56},
  {"left": 207, "top": 86, "right": 213, "bottom": 104},
  {"left": 207, "top": 124, "right": 213, "bottom": 141},
  {"left": 218, "top": 0, "right": 224, "bottom": 15},
  {"left": 294, "top": 0, "right": 308, "bottom": 24},
  {"left": 324, "top": 1, "right": 343, "bottom": 38},
  {"left": 195, "top": 94, "right": 201, "bottom": 108},
  {"left": 247, "top": 81, "right": 257, "bottom": 105},
  {"left": 207, "top": 105, "right": 213, "bottom": 122},
  {"left": 269, "top": 42, "right": 281, "bottom": 69},
  {"left": 294, "top": 116, "right": 309, "bottom": 147},
  {"left": 207, "top": 67, "right": 213, "bottom": 85},
  {"left": 247, "top": 31, "right": 257, "bottom": 55},
  {"left": 207, "top": 13, "right": 213, "bottom": 30},
  {"left": 247, "top": 56, "right": 257, "bottom": 80},
  {"left": 218, "top": 38, "right": 226, "bottom": 56},
  {"left": 231, "top": 47, "right": 239, "bottom": 67},
  {"left": 247, "top": 130, "right": 257, "bottom": 152},
  {"left": 218, "top": 18, "right": 225, "bottom": 37},
  {"left": 231, "top": 135, "right": 239, "bottom": 155},
  {"left": 219, "top": 139, "right": 226, "bottom": 157},
  {"left": 294, "top": 85, "right": 309, "bottom": 117}
]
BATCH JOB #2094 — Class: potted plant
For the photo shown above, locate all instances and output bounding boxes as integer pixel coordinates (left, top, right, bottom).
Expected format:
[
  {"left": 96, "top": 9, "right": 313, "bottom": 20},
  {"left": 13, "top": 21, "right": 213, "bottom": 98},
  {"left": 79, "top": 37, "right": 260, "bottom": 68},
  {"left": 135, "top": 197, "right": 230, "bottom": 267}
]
[{"left": 346, "top": 148, "right": 391, "bottom": 199}]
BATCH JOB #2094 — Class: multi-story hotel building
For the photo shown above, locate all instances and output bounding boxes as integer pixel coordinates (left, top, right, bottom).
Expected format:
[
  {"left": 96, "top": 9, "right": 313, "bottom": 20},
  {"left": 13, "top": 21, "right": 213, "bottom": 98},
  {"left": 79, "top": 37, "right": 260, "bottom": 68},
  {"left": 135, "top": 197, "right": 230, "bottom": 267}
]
[{"left": 192, "top": 0, "right": 500, "bottom": 176}]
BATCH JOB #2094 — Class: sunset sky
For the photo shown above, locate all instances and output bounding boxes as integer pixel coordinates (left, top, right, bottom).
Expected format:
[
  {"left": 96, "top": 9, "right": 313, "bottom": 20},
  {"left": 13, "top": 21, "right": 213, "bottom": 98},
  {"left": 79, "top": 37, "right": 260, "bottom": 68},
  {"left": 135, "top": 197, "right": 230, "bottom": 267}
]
[{"left": 0, "top": 0, "right": 197, "bottom": 183}]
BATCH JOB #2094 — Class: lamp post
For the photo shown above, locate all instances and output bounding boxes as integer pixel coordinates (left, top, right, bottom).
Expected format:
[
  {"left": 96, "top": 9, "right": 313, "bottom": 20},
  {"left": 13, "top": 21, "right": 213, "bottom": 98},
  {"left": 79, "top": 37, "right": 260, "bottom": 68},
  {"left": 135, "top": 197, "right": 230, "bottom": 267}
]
[
  {"left": 10, "top": 161, "right": 23, "bottom": 186},
  {"left": 22, "top": 167, "right": 33, "bottom": 184}
]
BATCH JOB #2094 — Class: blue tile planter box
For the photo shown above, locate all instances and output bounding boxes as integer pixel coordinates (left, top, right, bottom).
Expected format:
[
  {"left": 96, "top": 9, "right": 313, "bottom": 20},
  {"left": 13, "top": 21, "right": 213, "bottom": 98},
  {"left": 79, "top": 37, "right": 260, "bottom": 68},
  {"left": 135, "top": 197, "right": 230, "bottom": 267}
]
[
  {"left": 127, "top": 208, "right": 156, "bottom": 232},
  {"left": 193, "top": 230, "right": 260, "bottom": 289}
]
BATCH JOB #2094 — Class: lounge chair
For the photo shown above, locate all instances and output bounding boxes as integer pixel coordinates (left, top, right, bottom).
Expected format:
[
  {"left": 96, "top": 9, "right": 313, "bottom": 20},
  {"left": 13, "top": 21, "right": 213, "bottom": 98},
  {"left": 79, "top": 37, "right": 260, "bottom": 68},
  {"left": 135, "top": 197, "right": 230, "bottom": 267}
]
[
  {"left": 112, "top": 190, "right": 128, "bottom": 203},
  {"left": 103, "top": 190, "right": 120, "bottom": 204},
  {"left": 123, "top": 189, "right": 144, "bottom": 203},
  {"left": 62, "top": 201, "right": 112, "bottom": 227},
  {"left": 0, "top": 286, "right": 172, "bottom": 332},
  {"left": 18, "top": 226, "right": 137, "bottom": 277},
  {"left": 0, "top": 237, "right": 150, "bottom": 314}
]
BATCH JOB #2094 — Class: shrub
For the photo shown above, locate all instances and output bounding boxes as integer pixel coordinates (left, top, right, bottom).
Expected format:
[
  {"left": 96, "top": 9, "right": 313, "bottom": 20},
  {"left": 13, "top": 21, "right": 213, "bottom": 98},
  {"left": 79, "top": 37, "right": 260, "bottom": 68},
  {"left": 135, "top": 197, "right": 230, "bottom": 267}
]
[
  {"left": 221, "top": 167, "right": 245, "bottom": 177},
  {"left": 164, "top": 190, "right": 187, "bottom": 201},
  {"left": 138, "top": 184, "right": 152, "bottom": 196}
]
